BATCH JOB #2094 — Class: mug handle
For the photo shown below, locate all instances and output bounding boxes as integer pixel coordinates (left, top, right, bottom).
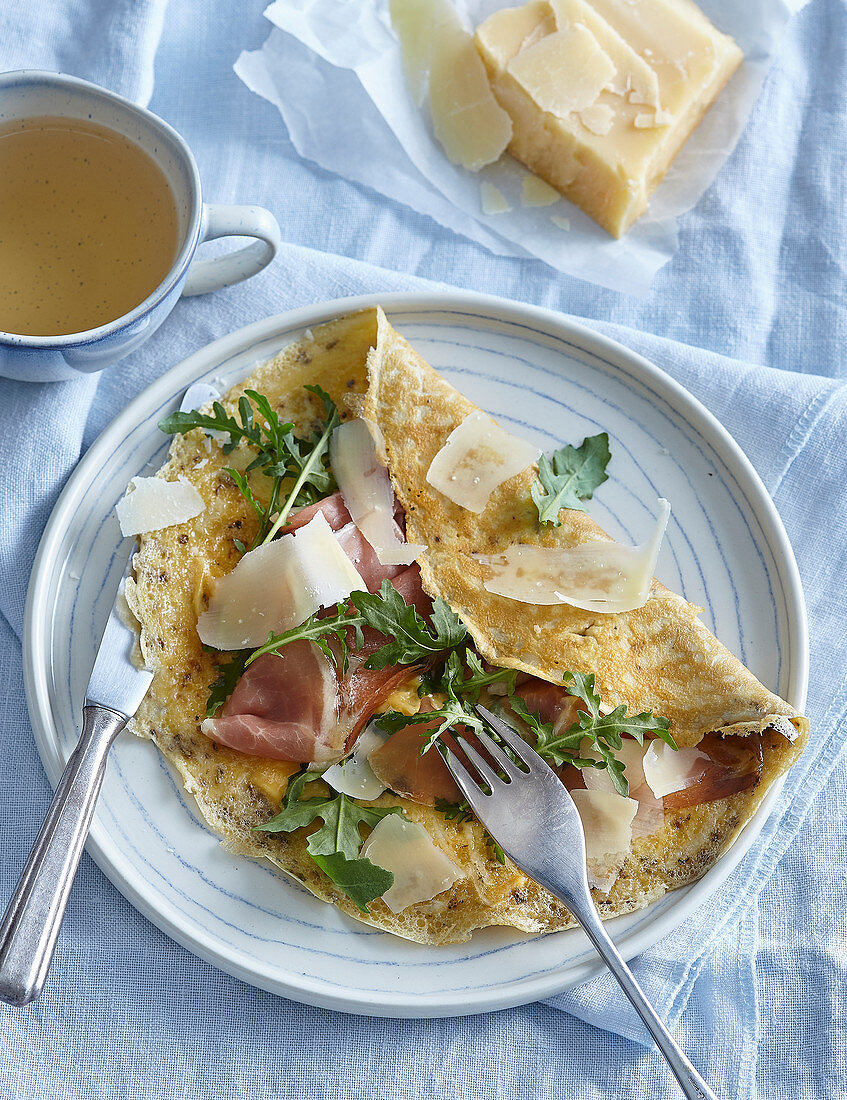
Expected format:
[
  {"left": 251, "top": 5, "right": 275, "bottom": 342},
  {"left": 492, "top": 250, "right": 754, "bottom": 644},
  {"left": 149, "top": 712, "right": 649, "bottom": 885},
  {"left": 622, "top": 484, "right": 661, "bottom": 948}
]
[{"left": 182, "top": 203, "right": 281, "bottom": 297}]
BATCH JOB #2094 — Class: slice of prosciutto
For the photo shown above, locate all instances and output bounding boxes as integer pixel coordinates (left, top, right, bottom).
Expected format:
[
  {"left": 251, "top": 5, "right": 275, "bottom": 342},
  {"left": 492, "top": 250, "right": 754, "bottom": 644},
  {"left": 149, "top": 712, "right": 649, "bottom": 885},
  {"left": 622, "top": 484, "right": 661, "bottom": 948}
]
[
  {"left": 201, "top": 641, "right": 341, "bottom": 762},
  {"left": 280, "top": 491, "right": 351, "bottom": 533},
  {"left": 662, "top": 732, "right": 763, "bottom": 809},
  {"left": 201, "top": 498, "right": 435, "bottom": 764}
]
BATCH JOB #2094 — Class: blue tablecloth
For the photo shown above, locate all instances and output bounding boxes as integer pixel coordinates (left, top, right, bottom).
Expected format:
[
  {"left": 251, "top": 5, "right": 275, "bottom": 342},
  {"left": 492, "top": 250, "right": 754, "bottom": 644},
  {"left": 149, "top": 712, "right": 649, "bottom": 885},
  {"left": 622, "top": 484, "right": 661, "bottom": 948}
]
[{"left": 1, "top": 2, "right": 845, "bottom": 1097}]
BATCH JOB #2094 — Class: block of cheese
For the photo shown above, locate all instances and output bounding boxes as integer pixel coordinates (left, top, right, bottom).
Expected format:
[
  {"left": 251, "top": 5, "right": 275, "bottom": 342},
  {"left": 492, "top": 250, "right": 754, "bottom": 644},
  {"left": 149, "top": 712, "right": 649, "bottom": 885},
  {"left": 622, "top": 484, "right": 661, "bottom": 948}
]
[
  {"left": 390, "top": 0, "right": 512, "bottom": 171},
  {"left": 474, "top": 0, "right": 743, "bottom": 236}
]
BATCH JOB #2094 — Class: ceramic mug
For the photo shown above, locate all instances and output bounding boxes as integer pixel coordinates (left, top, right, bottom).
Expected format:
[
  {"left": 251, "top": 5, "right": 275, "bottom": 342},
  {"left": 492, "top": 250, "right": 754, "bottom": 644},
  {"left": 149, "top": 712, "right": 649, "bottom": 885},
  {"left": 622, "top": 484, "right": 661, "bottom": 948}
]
[{"left": 0, "top": 71, "right": 282, "bottom": 383}]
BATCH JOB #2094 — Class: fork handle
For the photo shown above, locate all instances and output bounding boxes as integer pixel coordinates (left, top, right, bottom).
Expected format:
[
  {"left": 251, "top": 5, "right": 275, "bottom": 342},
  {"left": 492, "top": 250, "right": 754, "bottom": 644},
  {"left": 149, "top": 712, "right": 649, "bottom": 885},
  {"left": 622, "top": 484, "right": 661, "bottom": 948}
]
[
  {"left": 0, "top": 705, "right": 126, "bottom": 1006},
  {"left": 564, "top": 894, "right": 718, "bottom": 1100}
]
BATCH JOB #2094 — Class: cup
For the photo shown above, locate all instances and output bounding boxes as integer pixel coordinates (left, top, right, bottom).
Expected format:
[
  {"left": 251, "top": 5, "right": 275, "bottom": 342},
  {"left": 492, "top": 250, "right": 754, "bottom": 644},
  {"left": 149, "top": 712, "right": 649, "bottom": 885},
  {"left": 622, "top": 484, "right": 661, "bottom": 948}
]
[{"left": 0, "top": 71, "right": 282, "bottom": 383}]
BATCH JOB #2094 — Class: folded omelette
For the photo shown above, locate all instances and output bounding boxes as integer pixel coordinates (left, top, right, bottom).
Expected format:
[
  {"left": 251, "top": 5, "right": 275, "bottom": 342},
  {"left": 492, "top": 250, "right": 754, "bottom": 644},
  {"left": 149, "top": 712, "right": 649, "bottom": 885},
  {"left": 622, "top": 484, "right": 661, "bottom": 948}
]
[{"left": 126, "top": 307, "right": 808, "bottom": 944}]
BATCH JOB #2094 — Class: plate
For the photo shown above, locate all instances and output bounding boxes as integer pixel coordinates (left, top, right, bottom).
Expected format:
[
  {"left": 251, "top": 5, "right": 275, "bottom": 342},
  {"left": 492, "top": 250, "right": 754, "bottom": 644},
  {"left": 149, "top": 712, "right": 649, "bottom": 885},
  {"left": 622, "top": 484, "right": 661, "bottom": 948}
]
[{"left": 23, "top": 291, "right": 808, "bottom": 1017}]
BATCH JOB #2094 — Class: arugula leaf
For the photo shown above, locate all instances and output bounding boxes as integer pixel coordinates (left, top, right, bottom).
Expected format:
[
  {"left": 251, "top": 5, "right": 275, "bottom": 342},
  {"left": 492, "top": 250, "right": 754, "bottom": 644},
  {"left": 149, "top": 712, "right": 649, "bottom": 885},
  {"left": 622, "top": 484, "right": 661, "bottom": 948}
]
[
  {"left": 255, "top": 771, "right": 402, "bottom": 912},
  {"left": 158, "top": 398, "right": 268, "bottom": 455},
  {"left": 377, "top": 693, "right": 486, "bottom": 752},
  {"left": 159, "top": 386, "right": 339, "bottom": 549},
  {"left": 246, "top": 604, "right": 365, "bottom": 675},
  {"left": 512, "top": 670, "right": 674, "bottom": 797},
  {"left": 377, "top": 646, "right": 515, "bottom": 750},
  {"left": 445, "top": 648, "right": 518, "bottom": 704},
  {"left": 261, "top": 385, "right": 339, "bottom": 543},
  {"left": 309, "top": 852, "right": 395, "bottom": 912},
  {"left": 531, "top": 433, "right": 611, "bottom": 525},
  {"left": 350, "top": 582, "right": 467, "bottom": 670},
  {"left": 243, "top": 579, "right": 465, "bottom": 682},
  {"left": 205, "top": 651, "right": 250, "bottom": 717}
]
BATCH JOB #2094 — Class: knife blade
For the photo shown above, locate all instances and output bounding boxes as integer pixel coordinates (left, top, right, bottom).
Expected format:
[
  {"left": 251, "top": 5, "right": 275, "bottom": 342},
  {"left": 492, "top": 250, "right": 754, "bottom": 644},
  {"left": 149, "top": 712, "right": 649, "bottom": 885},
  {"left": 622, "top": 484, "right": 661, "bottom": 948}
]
[{"left": 0, "top": 379, "right": 219, "bottom": 1006}]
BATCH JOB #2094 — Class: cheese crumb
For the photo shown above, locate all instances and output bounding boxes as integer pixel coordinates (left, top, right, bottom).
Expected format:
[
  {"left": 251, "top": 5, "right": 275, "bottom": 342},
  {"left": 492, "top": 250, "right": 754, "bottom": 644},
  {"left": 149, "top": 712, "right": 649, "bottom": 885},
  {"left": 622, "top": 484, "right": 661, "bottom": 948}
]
[
  {"left": 521, "top": 173, "right": 561, "bottom": 207},
  {"left": 480, "top": 181, "right": 512, "bottom": 215}
]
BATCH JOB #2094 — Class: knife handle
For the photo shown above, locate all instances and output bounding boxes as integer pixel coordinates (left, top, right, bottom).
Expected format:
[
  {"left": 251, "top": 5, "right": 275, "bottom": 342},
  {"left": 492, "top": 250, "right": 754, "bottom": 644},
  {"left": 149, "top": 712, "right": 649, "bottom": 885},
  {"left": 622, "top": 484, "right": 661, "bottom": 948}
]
[{"left": 0, "top": 704, "right": 126, "bottom": 1006}]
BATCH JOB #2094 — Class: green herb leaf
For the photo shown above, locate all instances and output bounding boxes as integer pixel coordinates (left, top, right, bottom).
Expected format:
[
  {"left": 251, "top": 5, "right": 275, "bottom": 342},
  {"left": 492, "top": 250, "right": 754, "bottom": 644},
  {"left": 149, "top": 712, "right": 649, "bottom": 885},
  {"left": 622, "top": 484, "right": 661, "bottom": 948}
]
[
  {"left": 351, "top": 582, "right": 467, "bottom": 670},
  {"left": 309, "top": 852, "right": 395, "bottom": 912},
  {"left": 446, "top": 647, "right": 518, "bottom": 704},
  {"left": 159, "top": 386, "right": 340, "bottom": 549},
  {"left": 261, "top": 385, "right": 339, "bottom": 543},
  {"left": 377, "top": 646, "right": 515, "bottom": 751},
  {"left": 377, "top": 693, "right": 486, "bottom": 752},
  {"left": 205, "top": 651, "right": 250, "bottom": 717},
  {"left": 158, "top": 400, "right": 266, "bottom": 455},
  {"left": 511, "top": 670, "right": 674, "bottom": 797},
  {"left": 242, "top": 579, "right": 465, "bottom": 680},
  {"left": 531, "top": 433, "right": 611, "bottom": 525},
  {"left": 255, "top": 771, "right": 402, "bottom": 912},
  {"left": 246, "top": 604, "right": 364, "bottom": 675}
]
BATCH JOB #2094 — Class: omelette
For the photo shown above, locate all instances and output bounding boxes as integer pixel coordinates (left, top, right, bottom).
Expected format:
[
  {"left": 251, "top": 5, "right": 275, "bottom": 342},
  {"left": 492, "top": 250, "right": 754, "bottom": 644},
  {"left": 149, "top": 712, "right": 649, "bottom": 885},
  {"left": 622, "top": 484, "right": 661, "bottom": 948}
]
[{"left": 125, "top": 307, "right": 808, "bottom": 944}]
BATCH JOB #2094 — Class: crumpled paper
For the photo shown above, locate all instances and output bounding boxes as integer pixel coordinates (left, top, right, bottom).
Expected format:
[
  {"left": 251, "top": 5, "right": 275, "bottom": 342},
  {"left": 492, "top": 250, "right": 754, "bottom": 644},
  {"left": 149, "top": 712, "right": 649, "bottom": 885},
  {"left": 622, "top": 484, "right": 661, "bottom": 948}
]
[{"left": 236, "top": 0, "right": 804, "bottom": 296}]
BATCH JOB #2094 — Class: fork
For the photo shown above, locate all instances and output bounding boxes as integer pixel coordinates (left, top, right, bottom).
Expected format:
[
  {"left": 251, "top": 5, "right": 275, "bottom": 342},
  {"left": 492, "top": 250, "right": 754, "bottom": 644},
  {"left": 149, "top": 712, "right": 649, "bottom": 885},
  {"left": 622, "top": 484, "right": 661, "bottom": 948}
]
[{"left": 440, "top": 705, "right": 718, "bottom": 1100}]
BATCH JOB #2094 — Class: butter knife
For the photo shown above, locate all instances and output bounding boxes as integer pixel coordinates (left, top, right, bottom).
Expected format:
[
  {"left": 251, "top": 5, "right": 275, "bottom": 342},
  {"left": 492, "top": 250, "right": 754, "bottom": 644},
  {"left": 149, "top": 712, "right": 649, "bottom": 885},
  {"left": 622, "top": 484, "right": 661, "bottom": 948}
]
[{"left": 0, "top": 381, "right": 219, "bottom": 1006}]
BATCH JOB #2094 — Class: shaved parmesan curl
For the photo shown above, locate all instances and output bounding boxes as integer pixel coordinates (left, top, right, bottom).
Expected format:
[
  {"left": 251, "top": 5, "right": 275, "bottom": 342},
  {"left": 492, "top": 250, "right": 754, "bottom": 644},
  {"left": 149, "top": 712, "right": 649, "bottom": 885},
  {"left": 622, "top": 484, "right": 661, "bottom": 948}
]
[
  {"left": 197, "top": 512, "right": 365, "bottom": 651},
  {"left": 474, "top": 498, "right": 670, "bottom": 613},
  {"left": 330, "top": 419, "right": 426, "bottom": 567}
]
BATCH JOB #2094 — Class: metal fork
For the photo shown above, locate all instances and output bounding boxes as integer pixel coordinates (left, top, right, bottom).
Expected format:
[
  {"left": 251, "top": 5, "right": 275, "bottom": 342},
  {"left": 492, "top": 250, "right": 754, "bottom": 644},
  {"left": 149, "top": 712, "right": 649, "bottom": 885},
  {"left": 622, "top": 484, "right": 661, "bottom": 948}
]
[{"left": 440, "top": 706, "right": 718, "bottom": 1100}]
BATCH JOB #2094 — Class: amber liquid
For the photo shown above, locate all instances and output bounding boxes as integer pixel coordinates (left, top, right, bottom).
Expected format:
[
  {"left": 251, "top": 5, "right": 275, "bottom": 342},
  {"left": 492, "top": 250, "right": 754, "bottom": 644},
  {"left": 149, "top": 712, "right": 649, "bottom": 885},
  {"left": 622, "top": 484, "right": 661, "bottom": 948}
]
[{"left": 0, "top": 116, "right": 180, "bottom": 336}]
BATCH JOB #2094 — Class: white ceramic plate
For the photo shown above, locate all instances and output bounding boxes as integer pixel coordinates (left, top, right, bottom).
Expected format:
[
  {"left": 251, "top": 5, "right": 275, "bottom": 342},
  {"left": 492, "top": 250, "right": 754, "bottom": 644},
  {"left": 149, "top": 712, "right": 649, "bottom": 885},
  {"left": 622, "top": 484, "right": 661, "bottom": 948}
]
[{"left": 23, "top": 292, "right": 808, "bottom": 1017}]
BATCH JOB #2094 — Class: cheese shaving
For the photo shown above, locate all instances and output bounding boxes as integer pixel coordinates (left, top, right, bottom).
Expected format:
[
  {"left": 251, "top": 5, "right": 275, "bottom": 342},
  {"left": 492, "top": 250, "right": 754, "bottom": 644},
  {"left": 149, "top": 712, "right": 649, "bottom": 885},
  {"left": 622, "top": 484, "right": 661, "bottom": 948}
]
[
  {"left": 570, "top": 788, "right": 637, "bottom": 892},
  {"left": 426, "top": 410, "right": 541, "bottom": 513},
  {"left": 521, "top": 173, "right": 561, "bottom": 207},
  {"left": 480, "top": 181, "right": 512, "bottom": 215},
  {"left": 643, "top": 740, "right": 710, "bottom": 799},
  {"left": 506, "top": 24, "right": 617, "bottom": 117},
  {"left": 393, "top": 0, "right": 512, "bottom": 171},
  {"left": 323, "top": 723, "right": 389, "bottom": 800},
  {"left": 196, "top": 512, "right": 365, "bottom": 650},
  {"left": 474, "top": 498, "right": 670, "bottom": 612},
  {"left": 115, "top": 476, "right": 204, "bottom": 536},
  {"left": 330, "top": 418, "right": 425, "bottom": 566},
  {"left": 361, "top": 814, "right": 463, "bottom": 913}
]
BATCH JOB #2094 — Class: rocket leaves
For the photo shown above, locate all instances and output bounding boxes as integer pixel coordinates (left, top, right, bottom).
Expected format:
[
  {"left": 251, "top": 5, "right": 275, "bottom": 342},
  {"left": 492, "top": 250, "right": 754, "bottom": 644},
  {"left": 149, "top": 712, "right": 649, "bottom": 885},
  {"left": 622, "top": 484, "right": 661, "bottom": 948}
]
[
  {"left": 255, "top": 771, "right": 402, "bottom": 912},
  {"left": 531, "top": 433, "right": 611, "bottom": 525}
]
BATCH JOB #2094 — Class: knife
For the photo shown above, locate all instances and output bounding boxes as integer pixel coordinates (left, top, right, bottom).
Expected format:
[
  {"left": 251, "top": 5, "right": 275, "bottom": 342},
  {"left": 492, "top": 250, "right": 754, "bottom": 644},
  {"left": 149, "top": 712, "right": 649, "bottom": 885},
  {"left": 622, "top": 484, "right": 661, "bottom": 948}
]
[{"left": 0, "top": 382, "right": 220, "bottom": 1007}]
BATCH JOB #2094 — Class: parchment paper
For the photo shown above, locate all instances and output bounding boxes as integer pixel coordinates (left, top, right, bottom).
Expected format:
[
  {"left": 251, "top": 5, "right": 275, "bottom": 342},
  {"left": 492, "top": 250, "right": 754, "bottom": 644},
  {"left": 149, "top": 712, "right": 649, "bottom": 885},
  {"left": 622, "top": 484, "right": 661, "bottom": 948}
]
[{"left": 235, "top": 0, "right": 806, "bottom": 296}]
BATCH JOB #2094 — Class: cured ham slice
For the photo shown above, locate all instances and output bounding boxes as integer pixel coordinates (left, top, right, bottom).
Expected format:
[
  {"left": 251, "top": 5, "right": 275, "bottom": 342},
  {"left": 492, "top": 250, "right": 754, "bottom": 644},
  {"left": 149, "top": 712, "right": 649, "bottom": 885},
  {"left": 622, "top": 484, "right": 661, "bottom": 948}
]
[
  {"left": 368, "top": 722, "right": 463, "bottom": 806},
  {"left": 201, "top": 642, "right": 341, "bottom": 762},
  {"left": 335, "top": 522, "right": 406, "bottom": 592},
  {"left": 512, "top": 677, "right": 583, "bottom": 732},
  {"left": 205, "top": 491, "right": 436, "bottom": 763},
  {"left": 281, "top": 491, "right": 351, "bottom": 533},
  {"left": 662, "top": 732, "right": 763, "bottom": 809}
]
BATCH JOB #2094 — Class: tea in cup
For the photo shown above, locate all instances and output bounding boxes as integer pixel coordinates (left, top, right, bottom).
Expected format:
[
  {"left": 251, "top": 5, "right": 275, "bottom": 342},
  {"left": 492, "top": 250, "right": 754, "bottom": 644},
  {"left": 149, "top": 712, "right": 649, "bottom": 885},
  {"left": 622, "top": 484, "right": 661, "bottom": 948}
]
[{"left": 0, "top": 71, "right": 281, "bottom": 382}]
